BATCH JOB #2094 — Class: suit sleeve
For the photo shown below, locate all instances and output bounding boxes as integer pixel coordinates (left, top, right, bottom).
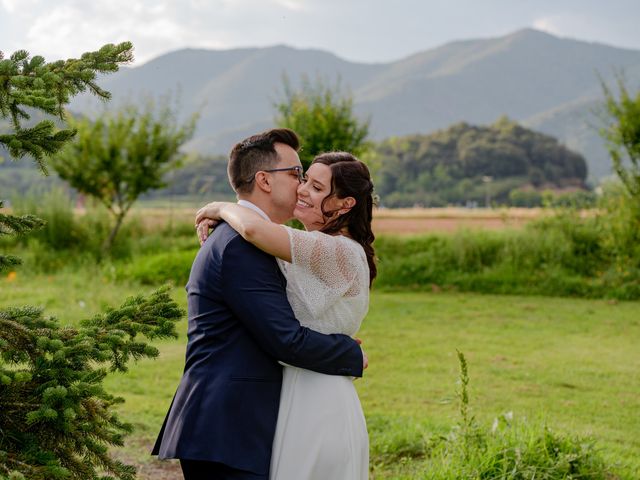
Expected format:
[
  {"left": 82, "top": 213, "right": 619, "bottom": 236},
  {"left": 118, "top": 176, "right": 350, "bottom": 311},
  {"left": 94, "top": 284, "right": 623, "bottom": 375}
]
[{"left": 221, "top": 235, "right": 364, "bottom": 377}]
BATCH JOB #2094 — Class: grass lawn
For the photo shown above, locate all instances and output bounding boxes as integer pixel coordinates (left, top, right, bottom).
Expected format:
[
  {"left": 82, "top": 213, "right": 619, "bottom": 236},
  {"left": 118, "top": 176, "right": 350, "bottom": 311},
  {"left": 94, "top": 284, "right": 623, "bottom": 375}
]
[
  {"left": 361, "top": 292, "right": 640, "bottom": 478},
  {"left": 2, "top": 271, "right": 639, "bottom": 478}
]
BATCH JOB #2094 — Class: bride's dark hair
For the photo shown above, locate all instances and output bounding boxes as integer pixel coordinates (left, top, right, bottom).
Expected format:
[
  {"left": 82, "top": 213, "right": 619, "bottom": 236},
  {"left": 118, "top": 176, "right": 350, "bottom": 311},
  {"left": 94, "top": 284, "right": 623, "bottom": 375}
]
[{"left": 312, "top": 152, "right": 377, "bottom": 286}]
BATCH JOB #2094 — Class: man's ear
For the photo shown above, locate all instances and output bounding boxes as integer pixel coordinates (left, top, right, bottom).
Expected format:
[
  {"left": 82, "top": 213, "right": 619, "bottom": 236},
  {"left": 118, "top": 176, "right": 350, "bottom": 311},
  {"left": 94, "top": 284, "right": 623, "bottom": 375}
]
[{"left": 254, "top": 171, "right": 272, "bottom": 193}]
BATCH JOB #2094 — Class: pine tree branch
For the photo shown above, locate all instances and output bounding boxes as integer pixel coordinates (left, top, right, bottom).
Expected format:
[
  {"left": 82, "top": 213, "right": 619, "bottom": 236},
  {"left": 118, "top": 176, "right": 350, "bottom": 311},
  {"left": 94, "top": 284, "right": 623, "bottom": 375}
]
[
  {"left": 0, "top": 254, "right": 22, "bottom": 271},
  {"left": 0, "top": 43, "right": 133, "bottom": 169},
  {"left": 0, "top": 212, "right": 46, "bottom": 236},
  {"left": 1, "top": 402, "right": 42, "bottom": 408},
  {"left": 0, "top": 123, "right": 78, "bottom": 172}
]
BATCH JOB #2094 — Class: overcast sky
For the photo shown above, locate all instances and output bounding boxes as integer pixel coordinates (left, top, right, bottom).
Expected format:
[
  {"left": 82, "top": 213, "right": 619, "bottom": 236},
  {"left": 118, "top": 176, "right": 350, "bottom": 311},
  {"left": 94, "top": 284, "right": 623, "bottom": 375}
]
[{"left": 2, "top": 0, "right": 640, "bottom": 65}]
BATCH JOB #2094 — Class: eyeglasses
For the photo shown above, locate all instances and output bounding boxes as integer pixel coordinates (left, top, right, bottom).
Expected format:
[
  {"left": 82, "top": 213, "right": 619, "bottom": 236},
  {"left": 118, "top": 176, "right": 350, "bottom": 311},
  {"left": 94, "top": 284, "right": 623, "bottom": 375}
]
[{"left": 261, "top": 166, "right": 305, "bottom": 184}]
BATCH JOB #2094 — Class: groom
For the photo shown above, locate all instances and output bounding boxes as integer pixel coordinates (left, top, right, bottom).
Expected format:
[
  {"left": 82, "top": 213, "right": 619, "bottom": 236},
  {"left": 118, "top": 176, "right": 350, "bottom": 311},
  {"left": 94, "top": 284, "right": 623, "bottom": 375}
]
[{"left": 152, "top": 128, "right": 366, "bottom": 480}]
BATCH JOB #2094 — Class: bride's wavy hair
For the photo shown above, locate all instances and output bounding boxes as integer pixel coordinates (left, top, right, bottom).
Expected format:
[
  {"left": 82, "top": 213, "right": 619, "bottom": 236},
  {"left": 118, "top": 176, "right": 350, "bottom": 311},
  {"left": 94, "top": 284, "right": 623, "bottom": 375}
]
[{"left": 313, "top": 152, "right": 377, "bottom": 286}]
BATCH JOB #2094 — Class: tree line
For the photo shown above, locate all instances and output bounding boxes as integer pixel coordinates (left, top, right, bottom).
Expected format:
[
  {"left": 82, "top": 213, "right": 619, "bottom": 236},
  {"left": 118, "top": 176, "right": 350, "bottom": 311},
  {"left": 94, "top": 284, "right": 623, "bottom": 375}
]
[{"left": 1, "top": 88, "right": 594, "bottom": 215}]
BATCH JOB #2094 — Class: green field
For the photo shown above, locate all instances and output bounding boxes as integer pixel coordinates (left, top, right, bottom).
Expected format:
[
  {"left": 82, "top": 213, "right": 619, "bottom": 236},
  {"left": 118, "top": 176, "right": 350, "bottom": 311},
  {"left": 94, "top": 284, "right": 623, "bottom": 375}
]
[{"left": 2, "top": 269, "right": 639, "bottom": 479}]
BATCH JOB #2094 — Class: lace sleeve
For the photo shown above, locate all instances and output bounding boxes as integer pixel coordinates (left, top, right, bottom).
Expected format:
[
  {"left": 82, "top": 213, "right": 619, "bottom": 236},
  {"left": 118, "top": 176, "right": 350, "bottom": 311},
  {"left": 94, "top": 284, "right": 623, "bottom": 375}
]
[{"left": 281, "top": 226, "right": 367, "bottom": 319}]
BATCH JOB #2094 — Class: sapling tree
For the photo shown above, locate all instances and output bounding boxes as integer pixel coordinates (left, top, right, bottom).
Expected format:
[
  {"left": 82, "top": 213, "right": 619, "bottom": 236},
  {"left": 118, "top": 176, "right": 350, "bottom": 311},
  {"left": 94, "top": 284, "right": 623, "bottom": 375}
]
[
  {"left": 274, "top": 75, "right": 370, "bottom": 169},
  {"left": 51, "top": 101, "right": 198, "bottom": 250},
  {"left": 599, "top": 76, "right": 640, "bottom": 267},
  {"left": 600, "top": 76, "right": 640, "bottom": 204}
]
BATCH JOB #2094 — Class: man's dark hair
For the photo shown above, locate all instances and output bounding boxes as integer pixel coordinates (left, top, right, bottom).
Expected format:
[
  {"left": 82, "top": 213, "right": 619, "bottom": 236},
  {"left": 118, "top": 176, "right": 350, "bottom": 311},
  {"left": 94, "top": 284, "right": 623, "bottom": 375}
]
[{"left": 227, "top": 128, "right": 300, "bottom": 194}]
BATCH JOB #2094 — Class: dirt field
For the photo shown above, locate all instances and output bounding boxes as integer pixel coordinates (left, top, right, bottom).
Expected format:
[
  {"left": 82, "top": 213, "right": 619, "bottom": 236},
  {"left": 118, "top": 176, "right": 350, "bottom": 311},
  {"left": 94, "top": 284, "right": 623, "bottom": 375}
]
[
  {"left": 125, "top": 207, "right": 545, "bottom": 235},
  {"left": 371, "top": 207, "right": 543, "bottom": 234},
  {"left": 1, "top": 205, "right": 546, "bottom": 235}
]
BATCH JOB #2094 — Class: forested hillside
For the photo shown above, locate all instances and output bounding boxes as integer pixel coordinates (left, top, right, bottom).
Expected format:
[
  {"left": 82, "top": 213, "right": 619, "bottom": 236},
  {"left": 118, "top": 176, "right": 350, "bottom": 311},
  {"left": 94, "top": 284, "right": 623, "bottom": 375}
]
[{"left": 369, "top": 118, "right": 588, "bottom": 207}]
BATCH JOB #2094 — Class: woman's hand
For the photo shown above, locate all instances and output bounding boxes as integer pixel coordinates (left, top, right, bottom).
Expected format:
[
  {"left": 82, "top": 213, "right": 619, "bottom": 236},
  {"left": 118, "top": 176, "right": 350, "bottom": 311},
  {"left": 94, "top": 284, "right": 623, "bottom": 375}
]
[
  {"left": 195, "top": 201, "right": 226, "bottom": 224},
  {"left": 196, "top": 218, "right": 218, "bottom": 245},
  {"left": 195, "top": 202, "right": 227, "bottom": 245}
]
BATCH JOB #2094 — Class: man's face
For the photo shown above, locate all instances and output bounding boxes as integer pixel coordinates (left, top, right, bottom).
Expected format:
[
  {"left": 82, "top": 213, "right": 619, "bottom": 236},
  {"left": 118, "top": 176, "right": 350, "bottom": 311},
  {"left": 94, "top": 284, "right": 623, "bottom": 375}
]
[{"left": 268, "top": 143, "right": 303, "bottom": 221}]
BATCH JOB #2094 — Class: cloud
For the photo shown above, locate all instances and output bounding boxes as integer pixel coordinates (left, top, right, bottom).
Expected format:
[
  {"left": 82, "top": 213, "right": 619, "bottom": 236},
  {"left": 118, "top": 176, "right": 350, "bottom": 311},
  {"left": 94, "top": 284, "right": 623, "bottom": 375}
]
[
  {"left": 532, "top": 16, "right": 565, "bottom": 36},
  {"left": 531, "top": 11, "right": 640, "bottom": 50},
  {"left": 271, "top": 0, "right": 306, "bottom": 11},
  {"left": 7, "top": 0, "right": 319, "bottom": 64},
  {"left": 14, "top": 0, "right": 234, "bottom": 63},
  {"left": 1, "top": 0, "right": 21, "bottom": 13}
]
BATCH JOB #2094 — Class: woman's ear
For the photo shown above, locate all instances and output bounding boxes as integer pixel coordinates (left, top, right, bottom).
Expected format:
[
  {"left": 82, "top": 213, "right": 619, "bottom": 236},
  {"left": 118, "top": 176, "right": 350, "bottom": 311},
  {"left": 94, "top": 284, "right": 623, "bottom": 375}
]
[
  {"left": 254, "top": 171, "right": 272, "bottom": 193},
  {"left": 339, "top": 196, "right": 356, "bottom": 214}
]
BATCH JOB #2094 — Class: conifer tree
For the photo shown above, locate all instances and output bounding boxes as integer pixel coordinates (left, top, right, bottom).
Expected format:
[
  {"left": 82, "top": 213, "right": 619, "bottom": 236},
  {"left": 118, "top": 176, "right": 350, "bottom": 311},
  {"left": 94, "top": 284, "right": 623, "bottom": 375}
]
[
  {"left": 0, "top": 288, "right": 182, "bottom": 480},
  {"left": 1, "top": 44, "right": 185, "bottom": 480}
]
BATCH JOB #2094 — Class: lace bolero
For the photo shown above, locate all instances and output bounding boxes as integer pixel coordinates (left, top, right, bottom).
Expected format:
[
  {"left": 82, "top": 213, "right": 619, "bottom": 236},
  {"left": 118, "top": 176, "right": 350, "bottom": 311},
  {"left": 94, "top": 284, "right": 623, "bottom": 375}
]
[{"left": 277, "top": 226, "right": 369, "bottom": 337}]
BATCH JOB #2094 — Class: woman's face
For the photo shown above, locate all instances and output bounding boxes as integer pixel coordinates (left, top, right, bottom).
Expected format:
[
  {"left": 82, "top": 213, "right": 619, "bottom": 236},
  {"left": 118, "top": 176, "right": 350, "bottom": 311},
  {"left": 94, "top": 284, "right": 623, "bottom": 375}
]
[{"left": 294, "top": 163, "right": 344, "bottom": 231}]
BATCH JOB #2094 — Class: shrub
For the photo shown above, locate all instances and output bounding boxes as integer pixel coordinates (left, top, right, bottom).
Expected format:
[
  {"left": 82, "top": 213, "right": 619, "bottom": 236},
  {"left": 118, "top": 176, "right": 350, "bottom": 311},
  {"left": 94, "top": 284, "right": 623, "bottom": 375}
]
[
  {"left": 11, "top": 189, "right": 137, "bottom": 268},
  {"left": 509, "top": 188, "right": 543, "bottom": 207},
  {"left": 373, "top": 202, "right": 640, "bottom": 299},
  {"left": 598, "top": 184, "right": 640, "bottom": 270},
  {"left": 542, "top": 189, "right": 598, "bottom": 209},
  {"left": 432, "top": 422, "right": 616, "bottom": 480},
  {"left": 118, "top": 249, "right": 197, "bottom": 286}
]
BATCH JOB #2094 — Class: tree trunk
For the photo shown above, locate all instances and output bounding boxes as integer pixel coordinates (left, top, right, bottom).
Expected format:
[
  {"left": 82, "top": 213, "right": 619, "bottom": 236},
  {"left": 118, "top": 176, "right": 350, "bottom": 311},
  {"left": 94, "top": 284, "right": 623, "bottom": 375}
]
[{"left": 103, "top": 212, "right": 126, "bottom": 252}]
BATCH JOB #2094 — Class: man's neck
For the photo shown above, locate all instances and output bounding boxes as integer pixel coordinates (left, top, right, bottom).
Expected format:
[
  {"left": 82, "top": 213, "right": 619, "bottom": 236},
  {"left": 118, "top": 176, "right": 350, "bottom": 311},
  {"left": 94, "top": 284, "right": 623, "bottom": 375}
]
[
  {"left": 237, "top": 199, "right": 270, "bottom": 221},
  {"left": 237, "top": 194, "right": 287, "bottom": 224}
]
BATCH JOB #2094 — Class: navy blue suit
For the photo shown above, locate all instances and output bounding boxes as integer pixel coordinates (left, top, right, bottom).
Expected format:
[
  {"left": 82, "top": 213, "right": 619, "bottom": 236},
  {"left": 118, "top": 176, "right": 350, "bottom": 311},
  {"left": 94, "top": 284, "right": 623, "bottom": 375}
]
[{"left": 152, "top": 222, "right": 363, "bottom": 476}]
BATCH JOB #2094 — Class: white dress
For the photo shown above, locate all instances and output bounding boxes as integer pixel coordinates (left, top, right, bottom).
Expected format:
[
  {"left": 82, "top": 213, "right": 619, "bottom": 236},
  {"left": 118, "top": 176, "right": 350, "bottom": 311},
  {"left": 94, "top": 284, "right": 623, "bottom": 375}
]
[{"left": 270, "top": 227, "right": 370, "bottom": 480}]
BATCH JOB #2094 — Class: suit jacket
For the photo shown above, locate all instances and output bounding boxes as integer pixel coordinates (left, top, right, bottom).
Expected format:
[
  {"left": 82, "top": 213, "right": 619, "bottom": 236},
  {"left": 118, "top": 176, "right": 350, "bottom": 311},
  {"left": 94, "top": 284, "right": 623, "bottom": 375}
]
[{"left": 152, "top": 222, "right": 363, "bottom": 474}]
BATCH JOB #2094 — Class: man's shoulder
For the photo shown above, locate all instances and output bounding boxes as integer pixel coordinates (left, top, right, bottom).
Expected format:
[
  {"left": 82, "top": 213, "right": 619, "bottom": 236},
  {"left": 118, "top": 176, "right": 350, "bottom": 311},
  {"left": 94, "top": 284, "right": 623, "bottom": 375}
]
[
  {"left": 206, "top": 223, "right": 274, "bottom": 261},
  {"left": 197, "top": 221, "right": 253, "bottom": 253},
  {"left": 206, "top": 221, "right": 240, "bottom": 248}
]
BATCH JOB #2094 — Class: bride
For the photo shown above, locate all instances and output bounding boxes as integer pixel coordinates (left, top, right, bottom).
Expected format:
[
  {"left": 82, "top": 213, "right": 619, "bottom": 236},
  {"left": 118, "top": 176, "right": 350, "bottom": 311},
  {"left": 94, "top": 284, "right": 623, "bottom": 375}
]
[{"left": 195, "top": 151, "right": 376, "bottom": 480}]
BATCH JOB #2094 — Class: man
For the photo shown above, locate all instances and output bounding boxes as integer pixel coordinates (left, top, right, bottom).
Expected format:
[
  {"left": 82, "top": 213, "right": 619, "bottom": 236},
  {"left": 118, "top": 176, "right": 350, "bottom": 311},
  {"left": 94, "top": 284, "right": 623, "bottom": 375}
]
[{"left": 152, "top": 128, "right": 366, "bottom": 480}]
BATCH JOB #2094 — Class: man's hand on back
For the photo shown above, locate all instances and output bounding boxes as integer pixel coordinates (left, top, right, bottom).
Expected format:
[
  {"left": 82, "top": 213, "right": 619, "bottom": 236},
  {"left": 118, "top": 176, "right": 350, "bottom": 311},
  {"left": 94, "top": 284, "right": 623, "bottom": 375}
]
[{"left": 355, "top": 338, "right": 368, "bottom": 370}]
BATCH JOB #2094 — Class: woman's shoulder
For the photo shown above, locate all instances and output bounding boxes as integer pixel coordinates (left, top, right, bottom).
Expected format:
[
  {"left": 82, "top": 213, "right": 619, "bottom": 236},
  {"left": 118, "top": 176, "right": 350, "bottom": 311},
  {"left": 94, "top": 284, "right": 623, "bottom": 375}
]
[
  {"left": 285, "top": 225, "right": 363, "bottom": 250},
  {"left": 283, "top": 225, "right": 341, "bottom": 244},
  {"left": 337, "top": 234, "right": 366, "bottom": 255}
]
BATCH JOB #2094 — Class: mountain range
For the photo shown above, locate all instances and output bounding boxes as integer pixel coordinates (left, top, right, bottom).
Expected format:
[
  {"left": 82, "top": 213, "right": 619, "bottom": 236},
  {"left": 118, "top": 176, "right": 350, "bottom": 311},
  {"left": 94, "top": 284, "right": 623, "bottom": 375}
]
[{"left": 69, "top": 28, "right": 640, "bottom": 182}]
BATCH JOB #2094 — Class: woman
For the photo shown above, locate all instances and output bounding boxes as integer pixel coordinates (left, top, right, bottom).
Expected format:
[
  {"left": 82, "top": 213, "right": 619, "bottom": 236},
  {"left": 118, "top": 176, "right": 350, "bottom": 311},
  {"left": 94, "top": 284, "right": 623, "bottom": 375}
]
[{"left": 195, "top": 151, "right": 376, "bottom": 480}]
